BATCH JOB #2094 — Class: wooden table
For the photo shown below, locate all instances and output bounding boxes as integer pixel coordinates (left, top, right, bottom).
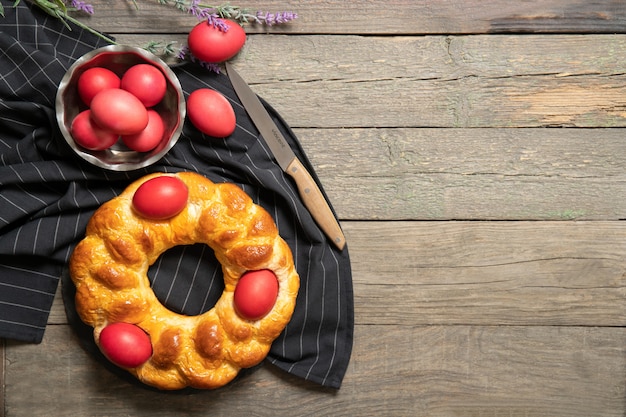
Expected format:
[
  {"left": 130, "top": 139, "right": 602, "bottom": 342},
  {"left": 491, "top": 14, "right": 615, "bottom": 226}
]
[{"left": 2, "top": 1, "right": 626, "bottom": 415}]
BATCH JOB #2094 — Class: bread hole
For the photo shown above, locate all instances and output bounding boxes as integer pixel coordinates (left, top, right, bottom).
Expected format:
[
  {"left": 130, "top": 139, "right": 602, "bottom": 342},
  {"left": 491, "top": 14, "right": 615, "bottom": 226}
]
[{"left": 147, "top": 243, "right": 225, "bottom": 316}]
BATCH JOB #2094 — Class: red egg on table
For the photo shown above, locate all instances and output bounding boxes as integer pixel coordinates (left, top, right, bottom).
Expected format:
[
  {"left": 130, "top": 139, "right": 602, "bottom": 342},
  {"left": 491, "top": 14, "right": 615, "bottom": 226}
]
[
  {"left": 98, "top": 322, "right": 152, "bottom": 368},
  {"left": 90, "top": 88, "right": 149, "bottom": 135},
  {"left": 234, "top": 269, "right": 279, "bottom": 320},
  {"left": 187, "top": 19, "right": 246, "bottom": 63},
  {"left": 187, "top": 88, "right": 236, "bottom": 138},
  {"left": 132, "top": 176, "right": 189, "bottom": 220}
]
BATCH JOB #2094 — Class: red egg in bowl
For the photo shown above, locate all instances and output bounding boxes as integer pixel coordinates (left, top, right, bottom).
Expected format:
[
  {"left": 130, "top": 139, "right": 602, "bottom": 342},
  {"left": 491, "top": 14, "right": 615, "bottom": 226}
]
[{"left": 55, "top": 45, "right": 186, "bottom": 171}]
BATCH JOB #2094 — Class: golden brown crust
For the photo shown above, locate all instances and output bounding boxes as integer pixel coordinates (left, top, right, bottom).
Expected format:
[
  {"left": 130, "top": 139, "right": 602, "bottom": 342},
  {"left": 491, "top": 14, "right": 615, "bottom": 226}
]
[{"left": 69, "top": 172, "right": 299, "bottom": 390}]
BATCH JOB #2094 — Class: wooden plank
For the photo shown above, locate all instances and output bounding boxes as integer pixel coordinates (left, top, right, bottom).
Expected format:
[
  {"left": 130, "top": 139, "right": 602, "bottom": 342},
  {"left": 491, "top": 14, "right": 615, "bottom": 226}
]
[
  {"left": 112, "top": 34, "right": 626, "bottom": 128},
  {"left": 247, "top": 72, "right": 626, "bottom": 128},
  {"left": 231, "top": 35, "right": 626, "bottom": 128},
  {"left": 48, "top": 221, "right": 626, "bottom": 327},
  {"left": 71, "top": 0, "right": 626, "bottom": 35},
  {"left": 345, "top": 221, "right": 626, "bottom": 326},
  {"left": 5, "top": 324, "right": 626, "bottom": 416},
  {"left": 294, "top": 127, "right": 626, "bottom": 221}
]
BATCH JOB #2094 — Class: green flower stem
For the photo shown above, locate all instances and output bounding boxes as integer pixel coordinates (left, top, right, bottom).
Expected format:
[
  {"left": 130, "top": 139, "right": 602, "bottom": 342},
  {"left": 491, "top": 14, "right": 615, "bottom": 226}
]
[
  {"left": 21, "top": 0, "right": 117, "bottom": 44},
  {"left": 50, "top": 8, "right": 118, "bottom": 44}
]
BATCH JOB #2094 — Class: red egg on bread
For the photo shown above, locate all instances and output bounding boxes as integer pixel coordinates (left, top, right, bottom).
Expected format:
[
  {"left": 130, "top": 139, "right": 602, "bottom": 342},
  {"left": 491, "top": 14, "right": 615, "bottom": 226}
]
[{"left": 132, "top": 175, "right": 189, "bottom": 220}]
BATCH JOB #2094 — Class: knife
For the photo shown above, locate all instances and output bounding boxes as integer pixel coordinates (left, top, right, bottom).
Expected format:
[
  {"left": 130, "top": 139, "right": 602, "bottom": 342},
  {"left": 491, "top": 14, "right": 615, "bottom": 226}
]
[{"left": 225, "top": 62, "right": 346, "bottom": 250}]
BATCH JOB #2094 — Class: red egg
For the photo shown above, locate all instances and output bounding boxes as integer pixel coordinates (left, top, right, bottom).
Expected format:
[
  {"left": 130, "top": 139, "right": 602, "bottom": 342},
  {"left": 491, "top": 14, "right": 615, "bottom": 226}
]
[
  {"left": 70, "top": 109, "right": 119, "bottom": 150},
  {"left": 98, "top": 322, "right": 152, "bottom": 368},
  {"left": 187, "top": 19, "right": 246, "bottom": 63},
  {"left": 121, "top": 109, "right": 165, "bottom": 152},
  {"left": 234, "top": 269, "right": 279, "bottom": 320},
  {"left": 77, "top": 67, "right": 121, "bottom": 106},
  {"left": 132, "top": 175, "right": 189, "bottom": 220},
  {"left": 90, "top": 88, "right": 149, "bottom": 135},
  {"left": 120, "top": 64, "right": 167, "bottom": 108},
  {"left": 187, "top": 89, "right": 236, "bottom": 138}
]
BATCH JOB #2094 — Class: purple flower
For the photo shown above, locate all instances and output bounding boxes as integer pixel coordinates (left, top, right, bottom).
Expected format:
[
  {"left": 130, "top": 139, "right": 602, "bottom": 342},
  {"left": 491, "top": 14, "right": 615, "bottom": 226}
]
[
  {"left": 176, "top": 45, "right": 190, "bottom": 61},
  {"left": 69, "top": 0, "right": 94, "bottom": 14},
  {"left": 255, "top": 10, "right": 297, "bottom": 26},
  {"left": 187, "top": 0, "right": 230, "bottom": 31},
  {"left": 199, "top": 61, "right": 221, "bottom": 73},
  {"left": 178, "top": 45, "right": 221, "bottom": 73},
  {"left": 206, "top": 14, "right": 230, "bottom": 32},
  {"left": 188, "top": 0, "right": 214, "bottom": 19},
  {"left": 277, "top": 11, "right": 298, "bottom": 24}
]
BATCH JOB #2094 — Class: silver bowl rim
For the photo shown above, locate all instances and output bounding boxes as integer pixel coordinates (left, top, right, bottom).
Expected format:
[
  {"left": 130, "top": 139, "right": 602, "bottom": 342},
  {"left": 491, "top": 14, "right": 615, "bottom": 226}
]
[{"left": 55, "top": 45, "right": 187, "bottom": 171}]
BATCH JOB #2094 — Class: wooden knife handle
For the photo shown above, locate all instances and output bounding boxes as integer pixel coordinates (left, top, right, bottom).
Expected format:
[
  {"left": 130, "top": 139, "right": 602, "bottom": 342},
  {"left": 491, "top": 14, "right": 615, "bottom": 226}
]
[{"left": 286, "top": 158, "right": 346, "bottom": 250}]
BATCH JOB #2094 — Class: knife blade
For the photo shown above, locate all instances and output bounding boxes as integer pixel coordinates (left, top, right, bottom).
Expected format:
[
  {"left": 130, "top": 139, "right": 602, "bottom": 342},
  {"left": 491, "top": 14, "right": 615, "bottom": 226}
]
[{"left": 225, "top": 62, "right": 346, "bottom": 250}]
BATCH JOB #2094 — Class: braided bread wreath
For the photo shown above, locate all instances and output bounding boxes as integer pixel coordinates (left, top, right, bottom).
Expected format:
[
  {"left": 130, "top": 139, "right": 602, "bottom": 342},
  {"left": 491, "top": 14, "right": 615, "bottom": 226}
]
[{"left": 69, "top": 172, "right": 300, "bottom": 390}]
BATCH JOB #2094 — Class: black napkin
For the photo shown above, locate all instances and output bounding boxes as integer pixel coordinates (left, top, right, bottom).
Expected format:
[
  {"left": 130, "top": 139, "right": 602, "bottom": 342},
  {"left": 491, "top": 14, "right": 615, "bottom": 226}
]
[{"left": 0, "top": 0, "right": 353, "bottom": 389}]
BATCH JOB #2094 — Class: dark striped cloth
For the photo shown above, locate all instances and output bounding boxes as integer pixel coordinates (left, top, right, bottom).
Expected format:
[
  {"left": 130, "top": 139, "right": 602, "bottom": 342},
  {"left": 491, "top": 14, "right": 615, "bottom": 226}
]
[{"left": 0, "top": 0, "right": 353, "bottom": 389}]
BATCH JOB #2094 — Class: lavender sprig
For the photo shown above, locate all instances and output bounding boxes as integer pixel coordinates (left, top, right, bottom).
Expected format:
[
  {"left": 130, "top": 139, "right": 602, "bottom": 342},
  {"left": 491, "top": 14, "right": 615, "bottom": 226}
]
[
  {"left": 4, "top": 0, "right": 116, "bottom": 43},
  {"left": 176, "top": 45, "right": 222, "bottom": 73},
  {"left": 253, "top": 11, "right": 298, "bottom": 26},
  {"left": 144, "top": 40, "right": 178, "bottom": 57},
  {"left": 157, "top": 1, "right": 298, "bottom": 27},
  {"left": 187, "top": 0, "right": 228, "bottom": 29},
  {"left": 68, "top": 0, "right": 94, "bottom": 14}
]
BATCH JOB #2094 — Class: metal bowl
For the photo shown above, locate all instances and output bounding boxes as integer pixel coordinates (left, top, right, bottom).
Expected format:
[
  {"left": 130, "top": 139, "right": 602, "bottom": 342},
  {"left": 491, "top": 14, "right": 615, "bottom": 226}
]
[{"left": 56, "top": 45, "right": 186, "bottom": 171}]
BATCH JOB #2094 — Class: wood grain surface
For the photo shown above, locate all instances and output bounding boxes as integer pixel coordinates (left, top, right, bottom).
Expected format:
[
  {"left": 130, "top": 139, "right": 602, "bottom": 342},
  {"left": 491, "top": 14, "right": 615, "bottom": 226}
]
[
  {"left": 2, "top": 0, "right": 626, "bottom": 416},
  {"left": 5, "top": 324, "right": 626, "bottom": 416},
  {"left": 77, "top": 0, "right": 626, "bottom": 34}
]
